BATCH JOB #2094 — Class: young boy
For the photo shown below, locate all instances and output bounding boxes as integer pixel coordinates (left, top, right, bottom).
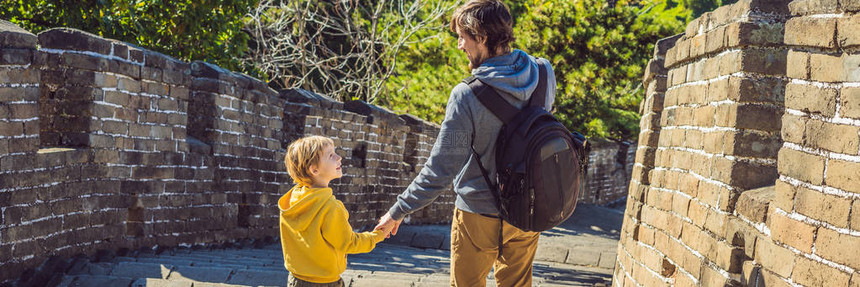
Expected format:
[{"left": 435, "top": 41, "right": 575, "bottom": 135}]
[{"left": 279, "top": 135, "right": 388, "bottom": 286}]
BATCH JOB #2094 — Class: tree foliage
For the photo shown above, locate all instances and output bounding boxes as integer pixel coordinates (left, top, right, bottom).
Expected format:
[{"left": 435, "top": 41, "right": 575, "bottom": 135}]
[
  {"left": 516, "top": 0, "right": 685, "bottom": 141},
  {"left": 387, "top": 0, "right": 686, "bottom": 141},
  {"left": 0, "top": 0, "right": 254, "bottom": 72}
]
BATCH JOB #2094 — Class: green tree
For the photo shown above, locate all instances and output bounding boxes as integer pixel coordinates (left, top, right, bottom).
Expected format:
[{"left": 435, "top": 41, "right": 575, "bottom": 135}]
[
  {"left": 386, "top": 0, "right": 686, "bottom": 141},
  {"left": 516, "top": 0, "right": 685, "bottom": 141},
  {"left": 0, "top": 0, "right": 254, "bottom": 72}
]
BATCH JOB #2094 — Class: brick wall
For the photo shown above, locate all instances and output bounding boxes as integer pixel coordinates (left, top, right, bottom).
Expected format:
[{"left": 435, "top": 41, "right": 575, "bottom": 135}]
[
  {"left": 615, "top": 0, "right": 791, "bottom": 285},
  {"left": 615, "top": 0, "right": 860, "bottom": 286},
  {"left": 0, "top": 19, "right": 640, "bottom": 284},
  {"left": 770, "top": 1, "right": 860, "bottom": 285},
  {"left": 582, "top": 139, "right": 636, "bottom": 205},
  {"left": 0, "top": 23, "right": 449, "bottom": 284}
]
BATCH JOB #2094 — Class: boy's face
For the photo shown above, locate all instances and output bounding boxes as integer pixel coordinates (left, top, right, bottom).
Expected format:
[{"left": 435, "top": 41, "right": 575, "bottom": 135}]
[
  {"left": 311, "top": 144, "right": 343, "bottom": 186},
  {"left": 457, "top": 27, "right": 489, "bottom": 70}
]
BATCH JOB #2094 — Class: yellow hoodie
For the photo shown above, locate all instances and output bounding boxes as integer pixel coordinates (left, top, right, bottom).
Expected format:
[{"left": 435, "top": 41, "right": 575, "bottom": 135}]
[{"left": 278, "top": 184, "right": 385, "bottom": 283}]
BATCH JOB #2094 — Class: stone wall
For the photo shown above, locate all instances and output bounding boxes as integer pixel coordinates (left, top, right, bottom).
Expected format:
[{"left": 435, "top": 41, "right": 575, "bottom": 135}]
[
  {"left": 0, "top": 18, "right": 637, "bottom": 285},
  {"left": 615, "top": 0, "right": 860, "bottom": 286},
  {"left": 582, "top": 140, "right": 636, "bottom": 205},
  {"left": 0, "top": 23, "right": 447, "bottom": 284}
]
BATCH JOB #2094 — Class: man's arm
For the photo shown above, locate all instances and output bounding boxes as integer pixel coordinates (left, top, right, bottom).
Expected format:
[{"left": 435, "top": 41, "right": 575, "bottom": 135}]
[{"left": 376, "top": 85, "right": 474, "bottom": 233}]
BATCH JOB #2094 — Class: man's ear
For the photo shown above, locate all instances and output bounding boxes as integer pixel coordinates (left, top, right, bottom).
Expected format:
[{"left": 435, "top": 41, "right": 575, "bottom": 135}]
[{"left": 476, "top": 35, "right": 488, "bottom": 45}]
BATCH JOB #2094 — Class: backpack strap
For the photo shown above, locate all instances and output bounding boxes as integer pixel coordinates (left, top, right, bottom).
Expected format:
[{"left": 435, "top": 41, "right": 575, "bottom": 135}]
[
  {"left": 528, "top": 61, "right": 548, "bottom": 108},
  {"left": 464, "top": 61, "right": 549, "bottom": 124},
  {"left": 464, "top": 76, "right": 519, "bottom": 124}
]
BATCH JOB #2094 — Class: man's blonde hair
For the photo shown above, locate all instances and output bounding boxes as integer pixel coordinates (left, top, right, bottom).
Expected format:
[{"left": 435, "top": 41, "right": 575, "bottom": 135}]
[{"left": 285, "top": 136, "right": 334, "bottom": 186}]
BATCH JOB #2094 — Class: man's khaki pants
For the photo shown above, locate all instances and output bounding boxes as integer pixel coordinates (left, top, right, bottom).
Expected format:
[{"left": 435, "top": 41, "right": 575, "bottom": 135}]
[{"left": 450, "top": 208, "right": 540, "bottom": 287}]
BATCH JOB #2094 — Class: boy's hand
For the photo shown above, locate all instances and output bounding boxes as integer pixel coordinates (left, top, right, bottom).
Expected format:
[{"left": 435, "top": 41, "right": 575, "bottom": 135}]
[{"left": 374, "top": 212, "right": 402, "bottom": 239}]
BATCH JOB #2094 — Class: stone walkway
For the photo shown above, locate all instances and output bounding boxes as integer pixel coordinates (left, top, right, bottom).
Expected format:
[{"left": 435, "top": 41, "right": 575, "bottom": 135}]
[{"left": 46, "top": 204, "right": 623, "bottom": 287}]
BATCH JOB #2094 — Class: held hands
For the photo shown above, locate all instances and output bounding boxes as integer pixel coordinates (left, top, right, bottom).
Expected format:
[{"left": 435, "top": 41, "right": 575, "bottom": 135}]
[{"left": 374, "top": 212, "right": 402, "bottom": 239}]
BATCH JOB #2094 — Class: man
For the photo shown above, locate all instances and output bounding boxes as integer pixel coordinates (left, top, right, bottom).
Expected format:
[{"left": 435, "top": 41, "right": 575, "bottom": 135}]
[{"left": 375, "top": 0, "right": 557, "bottom": 286}]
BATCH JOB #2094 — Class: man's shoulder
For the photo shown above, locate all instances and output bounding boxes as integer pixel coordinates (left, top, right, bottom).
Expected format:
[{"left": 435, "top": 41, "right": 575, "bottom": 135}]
[{"left": 450, "top": 81, "right": 475, "bottom": 102}]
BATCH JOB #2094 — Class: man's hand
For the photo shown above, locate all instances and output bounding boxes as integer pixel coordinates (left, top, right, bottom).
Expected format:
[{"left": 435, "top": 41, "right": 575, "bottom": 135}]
[{"left": 374, "top": 212, "right": 402, "bottom": 239}]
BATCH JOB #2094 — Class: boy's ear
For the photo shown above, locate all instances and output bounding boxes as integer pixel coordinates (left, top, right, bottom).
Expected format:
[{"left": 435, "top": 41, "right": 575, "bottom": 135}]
[{"left": 310, "top": 164, "right": 319, "bottom": 176}]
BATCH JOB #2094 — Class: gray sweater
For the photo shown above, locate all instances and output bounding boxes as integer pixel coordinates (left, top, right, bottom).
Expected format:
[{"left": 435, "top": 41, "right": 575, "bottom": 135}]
[{"left": 388, "top": 49, "right": 557, "bottom": 220}]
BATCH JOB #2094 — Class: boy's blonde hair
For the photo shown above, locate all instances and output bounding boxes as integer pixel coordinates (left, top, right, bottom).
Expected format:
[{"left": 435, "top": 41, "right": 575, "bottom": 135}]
[{"left": 285, "top": 136, "right": 334, "bottom": 186}]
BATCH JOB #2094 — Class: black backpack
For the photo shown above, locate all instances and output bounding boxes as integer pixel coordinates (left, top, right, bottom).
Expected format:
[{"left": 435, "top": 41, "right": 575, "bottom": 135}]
[{"left": 465, "top": 63, "right": 590, "bottom": 233}]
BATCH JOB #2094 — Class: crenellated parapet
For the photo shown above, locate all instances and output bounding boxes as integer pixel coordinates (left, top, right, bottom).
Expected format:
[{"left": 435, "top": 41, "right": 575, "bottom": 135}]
[{"left": 615, "top": 0, "right": 860, "bottom": 286}]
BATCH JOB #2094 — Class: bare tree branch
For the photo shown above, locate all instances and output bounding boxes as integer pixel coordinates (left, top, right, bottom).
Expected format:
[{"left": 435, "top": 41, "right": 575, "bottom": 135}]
[{"left": 243, "top": 0, "right": 459, "bottom": 103}]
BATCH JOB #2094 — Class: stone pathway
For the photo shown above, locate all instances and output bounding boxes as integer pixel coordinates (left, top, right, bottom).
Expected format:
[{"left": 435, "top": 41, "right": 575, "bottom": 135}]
[{"left": 39, "top": 204, "right": 623, "bottom": 287}]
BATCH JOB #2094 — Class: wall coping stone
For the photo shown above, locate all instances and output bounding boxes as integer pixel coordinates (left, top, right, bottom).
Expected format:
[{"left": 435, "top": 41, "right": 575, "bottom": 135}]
[
  {"left": 400, "top": 114, "right": 440, "bottom": 133},
  {"left": 655, "top": 34, "right": 683, "bottom": 58},
  {"left": 0, "top": 20, "right": 36, "bottom": 49},
  {"left": 345, "top": 100, "right": 406, "bottom": 126},
  {"left": 38, "top": 28, "right": 113, "bottom": 55},
  {"left": 280, "top": 88, "right": 344, "bottom": 110}
]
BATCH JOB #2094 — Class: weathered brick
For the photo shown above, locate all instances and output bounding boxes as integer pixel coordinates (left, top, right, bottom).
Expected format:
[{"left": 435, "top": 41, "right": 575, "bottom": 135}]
[
  {"left": 736, "top": 186, "right": 773, "bottom": 223},
  {"left": 730, "top": 160, "right": 778, "bottom": 191},
  {"left": 117, "top": 77, "right": 140, "bottom": 93},
  {"left": 795, "top": 187, "right": 851, "bottom": 228},
  {"left": 786, "top": 50, "right": 810, "bottom": 79},
  {"left": 769, "top": 210, "right": 816, "bottom": 253},
  {"left": 737, "top": 22, "right": 785, "bottom": 47},
  {"left": 785, "top": 82, "right": 837, "bottom": 117},
  {"left": 755, "top": 238, "right": 795, "bottom": 278},
  {"left": 853, "top": 201, "right": 860, "bottom": 232},
  {"left": 0, "top": 121, "right": 23, "bottom": 136},
  {"left": 785, "top": 17, "right": 837, "bottom": 48},
  {"left": 703, "top": 131, "right": 725, "bottom": 154},
  {"left": 838, "top": 14, "right": 860, "bottom": 49},
  {"left": 842, "top": 87, "right": 860, "bottom": 120},
  {"left": 700, "top": 265, "right": 729, "bottom": 286},
  {"left": 778, "top": 148, "right": 824, "bottom": 185},
  {"left": 685, "top": 18, "right": 701, "bottom": 39},
  {"left": 104, "top": 90, "right": 130, "bottom": 107},
  {"left": 729, "top": 130, "right": 781, "bottom": 159},
  {"left": 0, "top": 48, "right": 33, "bottom": 66},
  {"left": 805, "top": 119, "right": 860, "bottom": 154},
  {"left": 675, "top": 39, "right": 691, "bottom": 65},
  {"left": 705, "top": 26, "right": 726, "bottom": 54},
  {"left": 826, "top": 159, "right": 860, "bottom": 194},
  {"left": 759, "top": 269, "right": 792, "bottom": 287},
  {"left": 809, "top": 53, "right": 846, "bottom": 82},
  {"left": 690, "top": 34, "right": 706, "bottom": 59},
  {"left": 741, "top": 49, "right": 787, "bottom": 76},
  {"left": 816, "top": 227, "right": 860, "bottom": 270},
  {"left": 38, "top": 28, "right": 111, "bottom": 54},
  {"left": 773, "top": 180, "right": 796, "bottom": 212},
  {"left": 713, "top": 102, "right": 741, "bottom": 128},
  {"left": 788, "top": 0, "right": 838, "bottom": 15},
  {"left": 704, "top": 209, "right": 729, "bottom": 237},
  {"left": 692, "top": 106, "right": 715, "bottom": 127},
  {"left": 729, "top": 76, "right": 786, "bottom": 104},
  {"left": 781, "top": 113, "right": 807, "bottom": 145},
  {"left": 793, "top": 256, "right": 851, "bottom": 287}
]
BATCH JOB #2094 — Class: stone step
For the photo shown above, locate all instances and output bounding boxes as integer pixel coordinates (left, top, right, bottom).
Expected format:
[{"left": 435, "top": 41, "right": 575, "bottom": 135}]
[
  {"left": 131, "top": 278, "right": 193, "bottom": 287},
  {"left": 224, "top": 269, "right": 288, "bottom": 286},
  {"left": 55, "top": 275, "right": 135, "bottom": 287},
  {"left": 165, "top": 266, "right": 236, "bottom": 283},
  {"left": 114, "top": 256, "right": 276, "bottom": 271},
  {"left": 109, "top": 262, "right": 175, "bottom": 280}
]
